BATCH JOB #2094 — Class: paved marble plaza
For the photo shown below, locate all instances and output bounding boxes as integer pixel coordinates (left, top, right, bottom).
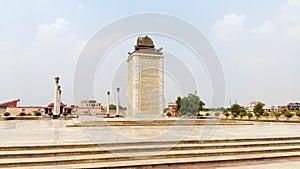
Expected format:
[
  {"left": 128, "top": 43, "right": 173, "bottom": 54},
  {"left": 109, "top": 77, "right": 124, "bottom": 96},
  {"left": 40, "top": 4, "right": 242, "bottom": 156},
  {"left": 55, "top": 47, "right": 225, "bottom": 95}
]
[{"left": 1, "top": 118, "right": 300, "bottom": 146}]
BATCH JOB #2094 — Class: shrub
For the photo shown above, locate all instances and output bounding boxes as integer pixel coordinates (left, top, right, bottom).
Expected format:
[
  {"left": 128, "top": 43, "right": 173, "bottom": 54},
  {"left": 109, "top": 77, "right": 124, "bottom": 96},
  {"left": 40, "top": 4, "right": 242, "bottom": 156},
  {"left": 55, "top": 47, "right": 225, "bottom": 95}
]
[
  {"left": 273, "top": 111, "right": 281, "bottom": 120},
  {"left": 4, "top": 112, "right": 10, "bottom": 117},
  {"left": 63, "top": 111, "right": 68, "bottom": 117},
  {"left": 186, "top": 112, "right": 191, "bottom": 116},
  {"left": 34, "top": 112, "right": 42, "bottom": 117},
  {"left": 215, "top": 112, "right": 220, "bottom": 117},
  {"left": 255, "top": 112, "right": 261, "bottom": 120},
  {"left": 27, "top": 113, "right": 32, "bottom": 116},
  {"left": 247, "top": 112, "right": 253, "bottom": 119},
  {"left": 285, "top": 112, "right": 294, "bottom": 120},
  {"left": 178, "top": 112, "right": 182, "bottom": 117},
  {"left": 166, "top": 112, "right": 171, "bottom": 117},
  {"left": 205, "top": 112, "right": 211, "bottom": 116},
  {"left": 239, "top": 111, "right": 247, "bottom": 119},
  {"left": 281, "top": 108, "right": 289, "bottom": 116},
  {"left": 19, "top": 112, "right": 26, "bottom": 117},
  {"left": 223, "top": 111, "right": 230, "bottom": 119},
  {"left": 263, "top": 112, "right": 270, "bottom": 118},
  {"left": 231, "top": 112, "right": 239, "bottom": 119},
  {"left": 48, "top": 112, "right": 53, "bottom": 117}
]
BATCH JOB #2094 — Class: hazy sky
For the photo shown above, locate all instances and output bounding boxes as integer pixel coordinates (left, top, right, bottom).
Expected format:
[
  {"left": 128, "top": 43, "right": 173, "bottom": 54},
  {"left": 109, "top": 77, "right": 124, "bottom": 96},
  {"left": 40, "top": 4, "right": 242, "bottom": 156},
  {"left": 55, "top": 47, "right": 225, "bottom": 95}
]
[{"left": 0, "top": 0, "right": 299, "bottom": 107}]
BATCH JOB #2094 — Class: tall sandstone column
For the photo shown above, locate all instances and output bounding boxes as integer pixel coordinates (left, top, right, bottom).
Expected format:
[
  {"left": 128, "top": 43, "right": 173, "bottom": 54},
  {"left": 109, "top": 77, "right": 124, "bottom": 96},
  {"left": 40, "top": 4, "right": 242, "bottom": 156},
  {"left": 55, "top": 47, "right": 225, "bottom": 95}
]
[
  {"left": 53, "top": 77, "right": 60, "bottom": 119},
  {"left": 127, "top": 36, "right": 164, "bottom": 119}
]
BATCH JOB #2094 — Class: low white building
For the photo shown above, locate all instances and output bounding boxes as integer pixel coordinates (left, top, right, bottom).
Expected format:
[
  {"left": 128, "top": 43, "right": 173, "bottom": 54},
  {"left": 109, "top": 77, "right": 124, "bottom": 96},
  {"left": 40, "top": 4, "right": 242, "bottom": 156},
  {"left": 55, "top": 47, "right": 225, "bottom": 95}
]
[
  {"left": 77, "top": 100, "right": 102, "bottom": 116},
  {"left": 79, "top": 100, "right": 101, "bottom": 109}
]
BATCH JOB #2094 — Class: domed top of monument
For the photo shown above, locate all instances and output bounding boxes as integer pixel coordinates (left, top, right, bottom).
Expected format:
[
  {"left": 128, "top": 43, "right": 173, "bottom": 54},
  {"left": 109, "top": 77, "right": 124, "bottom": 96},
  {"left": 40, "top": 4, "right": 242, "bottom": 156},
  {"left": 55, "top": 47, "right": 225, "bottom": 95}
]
[{"left": 135, "top": 35, "right": 155, "bottom": 50}]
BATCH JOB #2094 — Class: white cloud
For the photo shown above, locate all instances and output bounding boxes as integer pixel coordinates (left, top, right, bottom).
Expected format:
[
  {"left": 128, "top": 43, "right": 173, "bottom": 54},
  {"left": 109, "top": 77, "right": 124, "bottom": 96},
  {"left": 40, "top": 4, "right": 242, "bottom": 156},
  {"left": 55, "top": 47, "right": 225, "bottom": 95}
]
[
  {"left": 31, "top": 18, "right": 85, "bottom": 68},
  {"left": 34, "top": 18, "right": 77, "bottom": 55},
  {"left": 252, "top": 20, "right": 274, "bottom": 34},
  {"left": 36, "top": 18, "right": 69, "bottom": 41},
  {"left": 214, "top": 13, "right": 245, "bottom": 39}
]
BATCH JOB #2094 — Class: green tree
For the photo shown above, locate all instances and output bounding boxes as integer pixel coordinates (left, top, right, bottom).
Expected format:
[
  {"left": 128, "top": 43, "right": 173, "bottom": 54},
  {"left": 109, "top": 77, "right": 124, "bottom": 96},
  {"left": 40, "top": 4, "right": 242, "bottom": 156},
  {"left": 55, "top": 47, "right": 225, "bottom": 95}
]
[
  {"left": 285, "top": 111, "right": 294, "bottom": 120},
  {"left": 215, "top": 112, "right": 220, "bottom": 117},
  {"left": 253, "top": 102, "right": 265, "bottom": 116},
  {"left": 199, "top": 100, "right": 206, "bottom": 112},
  {"left": 163, "top": 108, "right": 169, "bottom": 113},
  {"left": 281, "top": 108, "right": 289, "bottom": 116},
  {"left": 175, "top": 96, "right": 182, "bottom": 112},
  {"left": 109, "top": 104, "right": 117, "bottom": 110},
  {"left": 180, "top": 93, "right": 204, "bottom": 115},
  {"left": 247, "top": 112, "right": 253, "bottom": 119},
  {"left": 255, "top": 112, "right": 261, "bottom": 120},
  {"left": 263, "top": 111, "right": 270, "bottom": 119},
  {"left": 4, "top": 112, "right": 10, "bottom": 117},
  {"left": 19, "top": 112, "right": 26, "bottom": 117},
  {"left": 223, "top": 110, "right": 230, "bottom": 119},
  {"left": 239, "top": 111, "right": 247, "bottom": 119},
  {"left": 166, "top": 112, "right": 171, "bottom": 117},
  {"left": 230, "top": 104, "right": 242, "bottom": 119},
  {"left": 34, "top": 112, "right": 41, "bottom": 117},
  {"left": 273, "top": 111, "right": 281, "bottom": 120},
  {"left": 62, "top": 111, "right": 68, "bottom": 117}
]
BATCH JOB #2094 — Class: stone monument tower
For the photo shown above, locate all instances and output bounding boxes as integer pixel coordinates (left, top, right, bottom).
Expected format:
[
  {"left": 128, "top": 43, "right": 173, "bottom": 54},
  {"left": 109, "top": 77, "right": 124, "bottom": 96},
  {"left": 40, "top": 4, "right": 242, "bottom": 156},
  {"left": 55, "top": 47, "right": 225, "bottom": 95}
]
[{"left": 127, "top": 36, "right": 164, "bottom": 119}]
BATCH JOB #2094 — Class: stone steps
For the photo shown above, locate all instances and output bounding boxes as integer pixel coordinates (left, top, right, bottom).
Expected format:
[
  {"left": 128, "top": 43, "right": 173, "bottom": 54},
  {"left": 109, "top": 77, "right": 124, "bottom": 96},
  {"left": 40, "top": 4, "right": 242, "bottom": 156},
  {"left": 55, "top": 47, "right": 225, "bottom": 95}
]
[
  {"left": 1, "top": 137, "right": 300, "bottom": 168},
  {"left": 2, "top": 136, "right": 300, "bottom": 150},
  {"left": 2, "top": 139, "right": 300, "bottom": 159},
  {"left": 34, "top": 152, "right": 300, "bottom": 169}
]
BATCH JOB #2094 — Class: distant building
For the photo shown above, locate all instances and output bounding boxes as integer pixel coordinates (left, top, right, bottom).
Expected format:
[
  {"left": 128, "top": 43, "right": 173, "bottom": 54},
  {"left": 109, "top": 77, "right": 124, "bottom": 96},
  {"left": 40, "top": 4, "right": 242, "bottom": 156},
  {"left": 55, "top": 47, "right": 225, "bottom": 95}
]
[
  {"left": 287, "top": 103, "right": 300, "bottom": 111},
  {"left": 0, "top": 99, "right": 20, "bottom": 108},
  {"left": 77, "top": 100, "right": 102, "bottom": 116},
  {"left": 244, "top": 101, "right": 300, "bottom": 112},
  {"left": 0, "top": 99, "right": 20, "bottom": 115},
  {"left": 165, "top": 102, "right": 178, "bottom": 117},
  {"left": 244, "top": 102, "right": 259, "bottom": 112},
  {"left": 6, "top": 106, "right": 45, "bottom": 116},
  {"left": 44, "top": 102, "right": 74, "bottom": 115},
  {"left": 79, "top": 100, "right": 101, "bottom": 109},
  {"left": 0, "top": 99, "right": 74, "bottom": 117}
]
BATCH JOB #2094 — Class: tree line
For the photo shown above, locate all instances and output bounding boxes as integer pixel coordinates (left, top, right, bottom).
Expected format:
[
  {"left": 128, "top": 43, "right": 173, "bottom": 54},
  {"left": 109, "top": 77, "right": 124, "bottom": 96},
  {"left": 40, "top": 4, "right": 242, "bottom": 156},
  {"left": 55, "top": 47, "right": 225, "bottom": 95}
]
[{"left": 223, "top": 102, "right": 298, "bottom": 120}]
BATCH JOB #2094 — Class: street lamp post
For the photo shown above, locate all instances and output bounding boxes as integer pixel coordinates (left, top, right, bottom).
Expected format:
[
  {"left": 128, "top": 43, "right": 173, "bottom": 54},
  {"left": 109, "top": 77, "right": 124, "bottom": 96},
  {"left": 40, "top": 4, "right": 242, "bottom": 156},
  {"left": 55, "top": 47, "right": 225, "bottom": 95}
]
[
  {"left": 116, "top": 88, "right": 120, "bottom": 117},
  {"left": 107, "top": 91, "right": 110, "bottom": 117}
]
